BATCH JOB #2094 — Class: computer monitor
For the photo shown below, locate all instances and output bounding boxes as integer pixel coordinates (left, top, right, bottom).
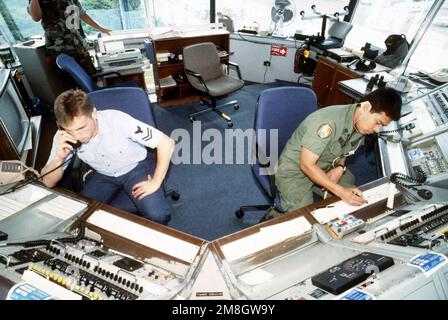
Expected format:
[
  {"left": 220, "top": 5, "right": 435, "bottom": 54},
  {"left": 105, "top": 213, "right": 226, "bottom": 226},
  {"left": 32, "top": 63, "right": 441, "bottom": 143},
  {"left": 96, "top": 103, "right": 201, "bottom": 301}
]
[{"left": 0, "top": 67, "right": 32, "bottom": 161}]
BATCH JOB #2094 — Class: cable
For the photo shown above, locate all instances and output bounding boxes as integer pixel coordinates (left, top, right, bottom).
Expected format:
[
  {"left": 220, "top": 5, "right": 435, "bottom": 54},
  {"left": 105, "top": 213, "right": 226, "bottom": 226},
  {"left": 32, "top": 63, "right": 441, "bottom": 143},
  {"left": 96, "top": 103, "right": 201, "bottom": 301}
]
[
  {"left": 390, "top": 172, "right": 426, "bottom": 189},
  {"left": 263, "top": 49, "right": 273, "bottom": 83},
  {"left": 0, "top": 222, "right": 85, "bottom": 248}
]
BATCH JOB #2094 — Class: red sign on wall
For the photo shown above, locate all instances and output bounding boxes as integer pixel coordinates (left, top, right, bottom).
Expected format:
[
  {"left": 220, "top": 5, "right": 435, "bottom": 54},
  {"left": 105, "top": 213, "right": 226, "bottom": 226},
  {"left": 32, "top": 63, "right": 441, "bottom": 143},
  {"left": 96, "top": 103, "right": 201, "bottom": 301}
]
[{"left": 271, "top": 45, "right": 288, "bottom": 56}]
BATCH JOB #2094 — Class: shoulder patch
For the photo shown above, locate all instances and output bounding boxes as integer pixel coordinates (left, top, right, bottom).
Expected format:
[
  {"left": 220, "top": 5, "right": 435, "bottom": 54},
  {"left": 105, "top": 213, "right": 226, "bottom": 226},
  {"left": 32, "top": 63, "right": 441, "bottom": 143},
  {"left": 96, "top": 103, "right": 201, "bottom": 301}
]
[
  {"left": 316, "top": 124, "right": 333, "bottom": 139},
  {"left": 134, "top": 125, "right": 153, "bottom": 141}
]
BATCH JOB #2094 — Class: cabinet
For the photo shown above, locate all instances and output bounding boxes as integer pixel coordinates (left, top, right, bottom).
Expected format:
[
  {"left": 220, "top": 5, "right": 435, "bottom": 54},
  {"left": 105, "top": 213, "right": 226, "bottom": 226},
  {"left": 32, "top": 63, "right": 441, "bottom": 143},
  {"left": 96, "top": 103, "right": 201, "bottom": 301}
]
[
  {"left": 152, "top": 29, "right": 230, "bottom": 108},
  {"left": 312, "top": 56, "right": 361, "bottom": 107}
]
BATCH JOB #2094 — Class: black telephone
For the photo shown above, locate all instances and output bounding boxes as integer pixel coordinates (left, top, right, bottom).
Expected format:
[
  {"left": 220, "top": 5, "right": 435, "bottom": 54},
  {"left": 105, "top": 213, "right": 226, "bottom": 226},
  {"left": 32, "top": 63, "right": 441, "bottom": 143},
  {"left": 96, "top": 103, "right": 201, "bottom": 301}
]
[{"left": 68, "top": 140, "right": 82, "bottom": 150}]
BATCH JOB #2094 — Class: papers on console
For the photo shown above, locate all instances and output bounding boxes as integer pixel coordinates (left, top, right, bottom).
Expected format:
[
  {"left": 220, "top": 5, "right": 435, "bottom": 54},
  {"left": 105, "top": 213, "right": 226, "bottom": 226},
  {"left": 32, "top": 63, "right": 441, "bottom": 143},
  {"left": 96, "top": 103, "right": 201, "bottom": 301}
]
[
  {"left": 87, "top": 210, "right": 201, "bottom": 264},
  {"left": 311, "top": 183, "right": 399, "bottom": 225},
  {"left": 239, "top": 268, "right": 274, "bottom": 286},
  {"left": 37, "top": 196, "right": 87, "bottom": 221},
  {"left": 221, "top": 216, "right": 312, "bottom": 263},
  {"left": 0, "top": 184, "right": 51, "bottom": 221}
]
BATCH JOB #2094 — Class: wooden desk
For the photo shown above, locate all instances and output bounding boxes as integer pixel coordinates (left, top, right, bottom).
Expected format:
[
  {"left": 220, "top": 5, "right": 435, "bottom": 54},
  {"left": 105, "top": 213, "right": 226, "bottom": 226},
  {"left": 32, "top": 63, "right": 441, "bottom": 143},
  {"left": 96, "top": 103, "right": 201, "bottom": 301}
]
[
  {"left": 102, "top": 67, "right": 148, "bottom": 92},
  {"left": 311, "top": 56, "right": 361, "bottom": 108},
  {"left": 152, "top": 29, "right": 230, "bottom": 108}
]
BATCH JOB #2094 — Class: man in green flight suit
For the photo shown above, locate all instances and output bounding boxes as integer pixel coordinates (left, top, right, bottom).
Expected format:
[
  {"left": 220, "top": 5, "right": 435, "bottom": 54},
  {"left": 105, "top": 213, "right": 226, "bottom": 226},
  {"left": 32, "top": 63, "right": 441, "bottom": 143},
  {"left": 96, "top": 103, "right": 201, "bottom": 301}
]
[
  {"left": 28, "top": 0, "right": 111, "bottom": 75},
  {"left": 275, "top": 87, "right": 402, "bottom": 213}
]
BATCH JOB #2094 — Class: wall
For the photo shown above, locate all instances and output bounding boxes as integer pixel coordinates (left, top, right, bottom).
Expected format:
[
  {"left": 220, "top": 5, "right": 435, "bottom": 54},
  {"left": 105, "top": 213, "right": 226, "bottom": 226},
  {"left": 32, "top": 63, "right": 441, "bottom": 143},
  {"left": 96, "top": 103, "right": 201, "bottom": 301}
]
[{"left": 229, "top": 33, "right": 304, "bottom": 83}]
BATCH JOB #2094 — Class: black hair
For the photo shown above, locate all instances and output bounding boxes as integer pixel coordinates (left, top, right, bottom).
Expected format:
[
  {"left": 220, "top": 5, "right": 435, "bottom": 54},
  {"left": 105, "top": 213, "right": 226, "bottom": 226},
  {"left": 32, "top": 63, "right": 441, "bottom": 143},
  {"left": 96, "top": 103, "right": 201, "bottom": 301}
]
[{"left": 363, "top": 87, "right": 402, "bottom": 121}]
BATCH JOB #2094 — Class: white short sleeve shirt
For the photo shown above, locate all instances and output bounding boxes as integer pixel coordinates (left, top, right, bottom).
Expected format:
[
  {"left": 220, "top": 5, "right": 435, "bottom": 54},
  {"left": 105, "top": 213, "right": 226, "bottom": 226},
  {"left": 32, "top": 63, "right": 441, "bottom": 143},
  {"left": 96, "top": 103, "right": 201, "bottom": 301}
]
[{"left": 47, "top": 110, "right": 164, "bottom": 177}]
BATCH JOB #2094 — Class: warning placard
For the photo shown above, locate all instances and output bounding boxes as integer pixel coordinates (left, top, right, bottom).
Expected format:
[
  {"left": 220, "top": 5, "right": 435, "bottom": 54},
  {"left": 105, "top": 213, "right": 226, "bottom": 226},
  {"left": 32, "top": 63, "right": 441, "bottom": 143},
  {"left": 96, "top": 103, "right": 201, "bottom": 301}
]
[{"left": 271, "top": 45, "right": 288, "bottom": 56}]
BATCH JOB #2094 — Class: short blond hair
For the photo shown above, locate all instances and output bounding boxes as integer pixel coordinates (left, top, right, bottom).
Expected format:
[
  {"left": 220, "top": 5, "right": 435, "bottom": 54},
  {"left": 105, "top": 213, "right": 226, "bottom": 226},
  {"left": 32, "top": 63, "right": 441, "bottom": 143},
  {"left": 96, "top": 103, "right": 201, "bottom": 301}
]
[{"left": 54, "top": 89, "right": 94, "bottom": 127}]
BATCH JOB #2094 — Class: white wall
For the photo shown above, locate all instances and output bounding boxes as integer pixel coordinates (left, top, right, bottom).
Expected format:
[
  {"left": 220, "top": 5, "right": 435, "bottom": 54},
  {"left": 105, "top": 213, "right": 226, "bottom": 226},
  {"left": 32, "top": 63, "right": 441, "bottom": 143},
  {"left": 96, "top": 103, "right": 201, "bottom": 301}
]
[{"left": 229, "top": 34, "right": 304, "bottom": 83}]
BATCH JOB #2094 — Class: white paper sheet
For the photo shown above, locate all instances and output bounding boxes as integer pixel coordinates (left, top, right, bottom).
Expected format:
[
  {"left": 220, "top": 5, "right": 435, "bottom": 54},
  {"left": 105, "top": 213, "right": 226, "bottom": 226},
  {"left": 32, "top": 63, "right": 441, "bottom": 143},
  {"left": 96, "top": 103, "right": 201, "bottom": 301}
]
[
  {"left": 221, "top": 216, "right": 312, "bottom": 263},
  {"left": 37, "top": 196, "right": 87, "bottom": 221},
  {"left": 87, "top": 210, "right": 201, "bottom": 263},
  {"left": 311, "top": 183, "right": 399, "bottom": 224},
  {"left": 0, "top": 184, "right": 51, "bottom": 221},
  {"left": 239, "top": 268, "right": 274, "bottom": 286}
]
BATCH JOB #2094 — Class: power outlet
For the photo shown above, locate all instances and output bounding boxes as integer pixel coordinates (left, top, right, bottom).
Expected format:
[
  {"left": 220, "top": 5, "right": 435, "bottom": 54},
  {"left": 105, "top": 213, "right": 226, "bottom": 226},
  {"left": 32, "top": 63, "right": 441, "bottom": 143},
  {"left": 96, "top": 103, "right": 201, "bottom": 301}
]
[{"left": 263, "top": 61, "right": 271, "bottom": 67}]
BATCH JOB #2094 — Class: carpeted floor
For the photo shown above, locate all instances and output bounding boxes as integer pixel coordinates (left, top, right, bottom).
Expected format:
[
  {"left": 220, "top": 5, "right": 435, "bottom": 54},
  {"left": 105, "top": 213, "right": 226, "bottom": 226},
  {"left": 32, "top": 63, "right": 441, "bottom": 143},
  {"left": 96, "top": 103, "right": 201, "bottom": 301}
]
[{"left": 152, "top": 82, "right": 379, "bottom": 240}]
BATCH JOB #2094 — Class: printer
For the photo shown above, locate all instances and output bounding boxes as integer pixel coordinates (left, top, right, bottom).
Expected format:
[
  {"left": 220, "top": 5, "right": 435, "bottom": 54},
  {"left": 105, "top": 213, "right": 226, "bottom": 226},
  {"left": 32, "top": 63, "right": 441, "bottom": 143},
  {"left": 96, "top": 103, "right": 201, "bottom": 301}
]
[{"left": 96, "top": 48, "right": 144, "bottom": 72}]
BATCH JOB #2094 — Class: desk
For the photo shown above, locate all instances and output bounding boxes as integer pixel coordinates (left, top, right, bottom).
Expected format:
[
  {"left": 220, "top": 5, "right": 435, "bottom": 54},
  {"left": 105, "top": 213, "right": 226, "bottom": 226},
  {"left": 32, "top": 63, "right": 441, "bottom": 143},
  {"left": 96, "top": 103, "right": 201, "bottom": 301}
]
[
  {"left": 101, "top": 67, "right": 147, "bottom": 92},
  {"left": 338, "top": 77, "right": 370, "bottom": 101},
  {"left": 311, "top": 56, "right": 361, "bottom": 107},
  {"left": 311, "top": 56, "right": 392, "bottom": 107}
]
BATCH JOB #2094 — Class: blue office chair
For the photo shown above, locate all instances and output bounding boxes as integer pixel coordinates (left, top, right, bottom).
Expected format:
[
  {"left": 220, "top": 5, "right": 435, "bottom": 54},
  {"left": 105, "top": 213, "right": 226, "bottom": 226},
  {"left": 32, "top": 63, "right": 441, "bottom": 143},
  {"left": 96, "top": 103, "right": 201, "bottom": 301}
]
[
  {"left": 56, "top": 53, "right": 138, "bottom": 93},
  {"left": 65, "top": 87, "right": 179, "bottom": 214},
  {"left": 235, "top": 86, "right": 317, "bottom": 220}
]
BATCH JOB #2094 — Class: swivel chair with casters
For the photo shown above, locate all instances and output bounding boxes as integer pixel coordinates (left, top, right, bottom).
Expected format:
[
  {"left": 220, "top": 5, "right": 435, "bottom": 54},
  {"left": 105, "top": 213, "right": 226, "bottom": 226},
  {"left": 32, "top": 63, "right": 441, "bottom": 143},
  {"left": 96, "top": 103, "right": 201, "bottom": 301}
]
[
  {"left": 235, "top": 86, "right": 317, "bottom": 221},
  {"left": 55, "top": 53, "right": 139, "bottom": 93},
  {"left": 183, "top": 42, "right": 244, "bottom": 128},
  {"left": 61, "top": 87, "right": 179, "bottom": 216}
]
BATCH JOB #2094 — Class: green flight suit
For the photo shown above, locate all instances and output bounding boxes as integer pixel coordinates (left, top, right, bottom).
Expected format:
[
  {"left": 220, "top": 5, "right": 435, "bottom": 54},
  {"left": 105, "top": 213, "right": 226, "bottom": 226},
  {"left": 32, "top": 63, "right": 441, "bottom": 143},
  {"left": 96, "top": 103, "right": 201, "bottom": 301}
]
[
  {"left": 276, "top": 103, "right": 364, "bottom": 213},
  {"left": 30, "top": 0, "right": 96, "bottom": 75}
]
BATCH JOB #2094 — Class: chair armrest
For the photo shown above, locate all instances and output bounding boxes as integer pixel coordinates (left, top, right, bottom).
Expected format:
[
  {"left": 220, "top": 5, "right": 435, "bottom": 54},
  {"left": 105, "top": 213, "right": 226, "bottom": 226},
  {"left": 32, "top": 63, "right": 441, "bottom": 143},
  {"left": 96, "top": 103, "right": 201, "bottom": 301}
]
[
  {"left": 92, "top": 71, "right": 126, "bottom": 81},
  {"left": 185, "top": 68, "right": 210, "bottom": 93},
  {"left": 225, "top": 61, "right": 242, "bottom": 80}
]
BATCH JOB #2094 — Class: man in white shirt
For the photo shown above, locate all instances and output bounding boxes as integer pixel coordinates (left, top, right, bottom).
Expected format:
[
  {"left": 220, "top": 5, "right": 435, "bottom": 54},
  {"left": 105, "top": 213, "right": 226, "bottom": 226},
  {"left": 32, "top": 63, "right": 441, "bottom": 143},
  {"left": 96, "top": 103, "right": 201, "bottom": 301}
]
[{"left": 41, "top": 89, "right": 175, "bottom": 225}]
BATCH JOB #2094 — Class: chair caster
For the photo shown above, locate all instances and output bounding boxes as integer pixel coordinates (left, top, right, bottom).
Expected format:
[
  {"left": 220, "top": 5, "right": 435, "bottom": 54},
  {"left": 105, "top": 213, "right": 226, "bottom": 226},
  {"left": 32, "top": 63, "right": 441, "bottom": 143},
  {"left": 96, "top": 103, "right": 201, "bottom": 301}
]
[
  {"left": 227, "top": 121, "right": 233, "bottom": 128},
  {"left": 170, "top": 191, "right": 180, "bottom": 201},
  {"left": 189, "top": 116, "right": 195, "bottom": 123},
  {"left": 234, "top": 103, "right": 239, "bottom": 110},
  {"left": 235, "top": 209, "right": 244, "bottom": 218}
]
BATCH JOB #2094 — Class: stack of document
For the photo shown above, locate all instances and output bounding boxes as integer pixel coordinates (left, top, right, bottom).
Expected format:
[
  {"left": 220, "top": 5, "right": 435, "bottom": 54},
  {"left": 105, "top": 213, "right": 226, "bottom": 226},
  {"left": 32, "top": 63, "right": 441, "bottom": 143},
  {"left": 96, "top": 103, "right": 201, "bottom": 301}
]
[{"left": 159, "top": 75, "right": 177, "bottom": 88}]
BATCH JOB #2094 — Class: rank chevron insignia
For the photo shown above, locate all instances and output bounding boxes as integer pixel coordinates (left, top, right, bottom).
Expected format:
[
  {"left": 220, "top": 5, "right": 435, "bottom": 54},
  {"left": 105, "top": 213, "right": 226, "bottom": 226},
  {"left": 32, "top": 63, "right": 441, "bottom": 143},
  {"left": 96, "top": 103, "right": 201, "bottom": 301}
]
[{"left": 143, "top": 128, "right": 152, "bottom": 141}]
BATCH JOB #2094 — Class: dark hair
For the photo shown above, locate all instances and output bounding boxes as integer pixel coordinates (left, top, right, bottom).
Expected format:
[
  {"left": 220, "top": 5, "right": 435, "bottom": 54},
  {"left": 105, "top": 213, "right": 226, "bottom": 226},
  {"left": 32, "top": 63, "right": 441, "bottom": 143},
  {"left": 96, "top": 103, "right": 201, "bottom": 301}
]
[
  {"left": 54, "top": 89, "right": 94, "bottom": 127},
  {"left": 363, "top": 87, "right": 402, "bottom": 121}
]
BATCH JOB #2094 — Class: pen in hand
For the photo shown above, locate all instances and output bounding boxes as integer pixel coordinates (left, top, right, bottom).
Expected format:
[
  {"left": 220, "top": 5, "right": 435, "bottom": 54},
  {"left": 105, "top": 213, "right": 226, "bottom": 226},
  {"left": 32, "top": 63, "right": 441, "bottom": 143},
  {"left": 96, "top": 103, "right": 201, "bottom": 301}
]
[{"left": 352, "top": 191, "right": 368, "bottom": 204}]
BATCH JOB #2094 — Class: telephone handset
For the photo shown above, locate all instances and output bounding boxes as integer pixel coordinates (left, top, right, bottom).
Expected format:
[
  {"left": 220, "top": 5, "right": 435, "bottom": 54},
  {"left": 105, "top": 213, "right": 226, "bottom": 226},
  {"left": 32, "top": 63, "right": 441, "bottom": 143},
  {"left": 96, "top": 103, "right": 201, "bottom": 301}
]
[
  {"left": 57, "top": 126, "right": 82, "bottom": 150},
  {"left": 68, "top": 140, "right": 82, "bottom": 150}
]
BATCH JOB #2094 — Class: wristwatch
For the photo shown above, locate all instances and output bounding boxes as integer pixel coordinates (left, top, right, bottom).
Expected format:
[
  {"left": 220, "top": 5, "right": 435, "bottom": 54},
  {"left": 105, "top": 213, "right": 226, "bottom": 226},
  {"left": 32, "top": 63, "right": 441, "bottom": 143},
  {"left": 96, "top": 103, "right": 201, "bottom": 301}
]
[{"left": 335, "top": 164, "right": 347, "bottom": 172}]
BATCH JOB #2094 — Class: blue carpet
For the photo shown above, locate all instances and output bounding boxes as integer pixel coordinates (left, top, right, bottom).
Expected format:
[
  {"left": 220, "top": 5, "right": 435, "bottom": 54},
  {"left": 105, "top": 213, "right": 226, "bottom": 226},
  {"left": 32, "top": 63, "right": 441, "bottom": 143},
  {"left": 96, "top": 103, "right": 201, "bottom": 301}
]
[{"left": 153, "top": 82, "right": 378, "bottom": 240}]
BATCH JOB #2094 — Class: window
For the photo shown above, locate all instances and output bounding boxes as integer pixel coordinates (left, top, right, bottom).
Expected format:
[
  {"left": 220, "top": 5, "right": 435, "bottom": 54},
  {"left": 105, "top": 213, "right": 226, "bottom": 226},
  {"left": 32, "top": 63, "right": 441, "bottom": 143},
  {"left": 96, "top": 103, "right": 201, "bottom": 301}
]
[
  {"left": 216, "top": 0, "right": 351, "bottom": 37},
  {"left": 408, "top": 2, "right": 448, "bottom": 73},
  {"left": 145, "top": 0, "right": 210, "bottom": 28},
  {"left": 0, "top": 0, "right": 42, "bottom": 42},
  {"left": 0, "top": 0, "right": 149, "bottom": 42},
  {"left": 345, "top": 0, "right": 435, "bottom": 52}
]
